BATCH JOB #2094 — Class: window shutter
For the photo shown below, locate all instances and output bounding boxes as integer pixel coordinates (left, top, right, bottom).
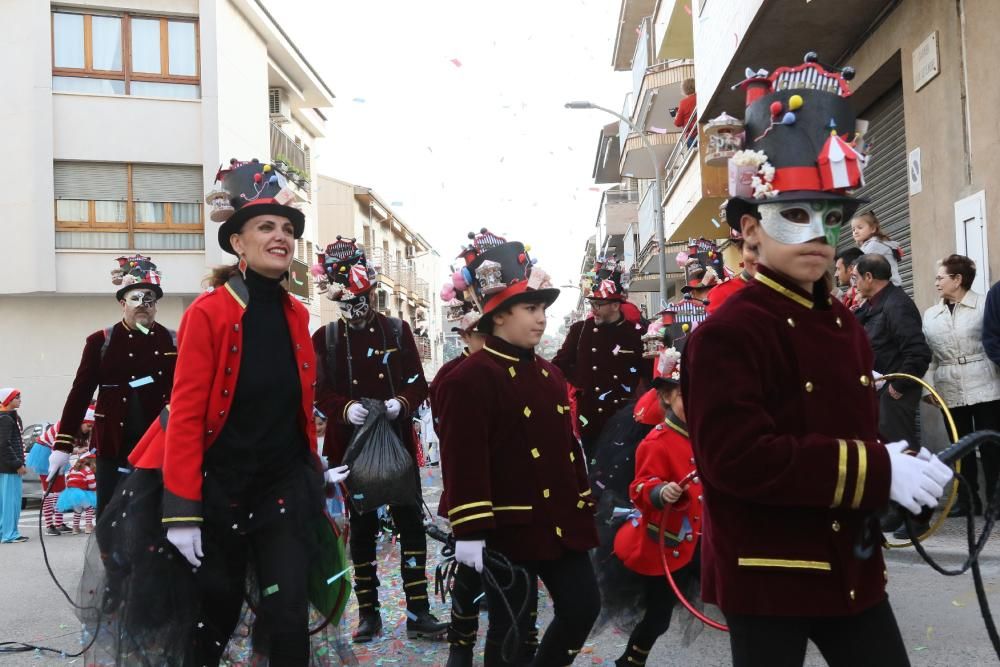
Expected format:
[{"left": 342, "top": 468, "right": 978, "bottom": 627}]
[
  {"left": 54, "top": 161, "right": 127, "bottom": 200},
  {"left": 132, "top": 164, "right": 203, "bottom": 202}
]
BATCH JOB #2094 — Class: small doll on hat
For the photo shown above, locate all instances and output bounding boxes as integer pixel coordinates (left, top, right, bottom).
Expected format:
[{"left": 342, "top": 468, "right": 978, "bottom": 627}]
[{"left": 57, "top": 452, "right": 97, "bottom": 535}]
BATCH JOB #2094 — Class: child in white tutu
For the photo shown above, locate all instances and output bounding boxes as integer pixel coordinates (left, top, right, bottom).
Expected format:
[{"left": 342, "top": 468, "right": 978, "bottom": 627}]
[{"left": 57, "top": 453, "right": 96, "bottom": 534}]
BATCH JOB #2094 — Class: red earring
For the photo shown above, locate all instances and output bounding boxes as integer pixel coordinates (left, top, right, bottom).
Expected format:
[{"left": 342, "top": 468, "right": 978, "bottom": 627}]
[{"left": 238, "top": 255, "right": 248, "bottom": 280}]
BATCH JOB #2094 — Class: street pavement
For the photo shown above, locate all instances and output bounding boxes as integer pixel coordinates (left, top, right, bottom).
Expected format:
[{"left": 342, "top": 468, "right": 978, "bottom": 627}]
[{"left": 1, "top": 480, "right": 998, "bottom": 666}]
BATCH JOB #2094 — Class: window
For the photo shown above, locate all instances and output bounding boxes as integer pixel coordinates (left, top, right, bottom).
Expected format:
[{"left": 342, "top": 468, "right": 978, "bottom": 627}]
[
  {"left": 51, "top": 10, "right": 199, "bottom": 99},
  {"left": 54, "top": 161, "right": 204, "bottom": 250}
]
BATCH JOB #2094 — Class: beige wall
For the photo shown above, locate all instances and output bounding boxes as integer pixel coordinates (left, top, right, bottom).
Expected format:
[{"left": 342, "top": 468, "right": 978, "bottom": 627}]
[{"left": 0, "top": 295, "right": 190, "bottom": 427}]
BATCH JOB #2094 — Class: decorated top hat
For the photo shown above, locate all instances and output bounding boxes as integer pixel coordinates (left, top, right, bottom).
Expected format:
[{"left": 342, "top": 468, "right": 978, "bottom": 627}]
[
  {"left": 651, "top": 346, "right": 682, "bottom": 389},
  {"left": 725, "top": 52, "right": 866, "bottom": 231},
  {"left": 313, "top": 237, "right": 378, "bottom": 301},
  {"left": 206, "top": 158, "right": 305, "bottom": 255},
  {"left": 450, "top": 228, "right": 558, "bottom": 324},
  {"left": 676, "top": 239, "right": 722, "bottom": 295},
  {"left": 111, "top": 254, "right": 163, "bottom": 301},
  {"left": 582, "top": 255, "right": 629, "bottom": 302}
]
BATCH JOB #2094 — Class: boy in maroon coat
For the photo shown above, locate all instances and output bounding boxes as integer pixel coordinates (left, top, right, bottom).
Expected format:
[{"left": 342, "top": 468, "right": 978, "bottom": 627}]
[
  {"left": 311, "top": 237, "right": 445, "bottom": 643},
  {"left": 436, "top": 230, "right": 600, "bottom": 666},
  {"left": 682, "top": 55, "right": 953, "bottom": 666}
]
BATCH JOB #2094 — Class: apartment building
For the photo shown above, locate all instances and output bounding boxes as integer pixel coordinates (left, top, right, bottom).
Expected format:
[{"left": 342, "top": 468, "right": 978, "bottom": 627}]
[
  {"left": 586, "top": 0, "right": 997, "bottom": 314},
  {"left": 2, "top": 0, "right": 334, "bottom": 425},
  {"left": 315, "top": 175, "right": 442, "bottom": 375}
]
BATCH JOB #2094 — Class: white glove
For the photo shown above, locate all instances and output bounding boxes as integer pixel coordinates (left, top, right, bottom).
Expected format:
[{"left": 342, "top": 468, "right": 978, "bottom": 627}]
[
  {"left": 385, "top": 398, "right": 402, "bottom": 420},
  {"left": 885, "top": 441, "right": 949, "bottom": 514},
  {"left": 346, "top": 403, "right": 369, "bottom": 426},
  {"left": 167, "top": 526, "right": 204, "bottom": 568},
  {"left": 324, "top": 465, "right": 350, "bottom": 485},
  {"left": 454, "top": 539, "right": 485, "bottom": 573},
  {"left": 47, "top": 450, "right": 70, "bottom": 482},
  {"left": 872, "top": 370, "right": 886, "bottom": 391}
]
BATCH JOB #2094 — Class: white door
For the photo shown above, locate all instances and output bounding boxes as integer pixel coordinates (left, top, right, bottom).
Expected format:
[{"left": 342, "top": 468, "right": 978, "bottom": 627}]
[{"left": 954, "top": 191, "right": 991, "bottom": 294}]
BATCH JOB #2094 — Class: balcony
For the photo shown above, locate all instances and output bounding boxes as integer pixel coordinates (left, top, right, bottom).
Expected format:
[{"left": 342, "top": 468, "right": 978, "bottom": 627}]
[
  {"left": 696, "top": 0, "right": 899, "bottom": 119},
  {"left": 612, "top": 0, "right": 658, "bottom": 71},
  {"left": 657, "top": 116, "right": 728, "bottom": 243},
  {"left": 619, "top": 130, "right": 681, "bottom": 180},
  {"left": 269, "top": 121, "right": 311, "bottom": 194},
  {"left": 414, "top": 335, "right": 432, "bottom": 362}
]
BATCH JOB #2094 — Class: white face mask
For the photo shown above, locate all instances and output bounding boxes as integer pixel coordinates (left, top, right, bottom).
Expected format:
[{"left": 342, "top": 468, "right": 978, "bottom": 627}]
[{"left": 758, "top": 201, "right": 845, "bottom": 246}]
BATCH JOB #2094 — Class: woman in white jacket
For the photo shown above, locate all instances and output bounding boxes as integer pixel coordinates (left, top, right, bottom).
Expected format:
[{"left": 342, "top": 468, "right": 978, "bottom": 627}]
[{"left": 923, "top": 254, "right": 1000, "bottom": 517}]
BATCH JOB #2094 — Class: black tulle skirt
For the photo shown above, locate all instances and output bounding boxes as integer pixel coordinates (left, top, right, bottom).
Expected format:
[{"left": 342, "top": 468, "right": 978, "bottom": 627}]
[{"left": 75, "top": 464, "right": 356, "bottom": 666}]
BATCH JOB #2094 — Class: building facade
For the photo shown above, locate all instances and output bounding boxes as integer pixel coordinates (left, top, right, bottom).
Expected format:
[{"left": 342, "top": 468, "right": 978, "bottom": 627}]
[
  {"left": 315, "top": 175, "right": 442, "bottom": 376},
  {"left": 2, "top": 0, "right": 334, "bottom": 425}
]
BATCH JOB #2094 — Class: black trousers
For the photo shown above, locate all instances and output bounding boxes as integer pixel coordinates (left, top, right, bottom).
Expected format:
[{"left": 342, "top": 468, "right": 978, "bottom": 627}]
[
  {"left": 947, "top": 400, "right": 1000, "bottom": 507},
  {"left": 878, "top": 384, "right": 922, "bottom": 446},
  {"left": 616, "top": 563, "right": 696, "bottom": 665},
  {"left": 725, "top": 598, "right": 909, "bottom": 667},
  {"left": 482, "top": 549, "right": 600, "bottom": 667},
  {"left": 95, "top": 456, "right": 131, "bottom": 518},
  {"left": 186, "top": 515, "right": 310, "bottom": 667},
  {"left": 349, "top": 503, "right": 431, "bottom": 612}
]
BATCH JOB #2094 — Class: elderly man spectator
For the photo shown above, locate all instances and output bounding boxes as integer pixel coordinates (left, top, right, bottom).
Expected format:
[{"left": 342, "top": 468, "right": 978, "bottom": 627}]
[{"left": 853, "top": 254, "right": 932, "bottom": 446}]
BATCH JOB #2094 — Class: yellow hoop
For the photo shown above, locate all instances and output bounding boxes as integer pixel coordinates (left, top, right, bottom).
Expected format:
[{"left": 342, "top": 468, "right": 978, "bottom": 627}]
[{"left": 880, "top": 372, "right": 960, "bottom": 549}]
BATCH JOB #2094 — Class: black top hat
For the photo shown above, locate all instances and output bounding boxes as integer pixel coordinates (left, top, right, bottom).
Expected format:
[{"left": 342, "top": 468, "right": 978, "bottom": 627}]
[
  {"left": 314, "top": 237, "right": 377, "bottom": 300},
  {"left": 456, "top": 229, "right": 559, "bottom": 323},
  {"left": 725, "top": 54, "right": 867, "bottom": 231},
  {"left": 111, "top": 255, "right": 164, "bottom": 301},
  {"left": 584, "top": 256, "right": 628, "bottom": 302},
  {"left": 207, "top": 158, "right": 305, "bottom": 255}
]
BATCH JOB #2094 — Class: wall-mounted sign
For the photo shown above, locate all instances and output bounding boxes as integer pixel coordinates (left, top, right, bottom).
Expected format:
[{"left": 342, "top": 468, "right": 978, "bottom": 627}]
[
  {"left": 913, "top": 31, "right": 940, "bottom": 92},
  {"left": 908, "top": 147, "right": 923, "bottom": 196},
  {"left": 287, "top": 258, "right": 311, "bottom": 301}
]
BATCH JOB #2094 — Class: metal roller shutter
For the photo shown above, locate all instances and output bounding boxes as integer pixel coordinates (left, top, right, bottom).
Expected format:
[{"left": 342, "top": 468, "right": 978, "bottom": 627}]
[
  {"left": 132, "top": 164, "right": 203, "bottom": 203},
  {"left": 54, "top": 161, "right": 128, "bottom": 200},
  {"left": 839, "top": 84, "right": 913, "bottom": 294}
]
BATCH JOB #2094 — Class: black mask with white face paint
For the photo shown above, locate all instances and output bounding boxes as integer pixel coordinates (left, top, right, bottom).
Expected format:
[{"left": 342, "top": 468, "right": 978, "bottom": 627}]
[{"left": 341, "top": 293, "right": 371, "bottom": 322}]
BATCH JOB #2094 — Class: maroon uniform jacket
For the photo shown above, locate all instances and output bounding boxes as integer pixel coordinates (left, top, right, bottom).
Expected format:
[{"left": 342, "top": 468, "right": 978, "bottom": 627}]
[
  {"left": 553, "top": 316, "right": 650, "bottom": 443},
  {"left": 312, "top": 313, "right": 428, "bottom": 466},
  {"left": 614, "top": 415, "right": 702, "bottom": 576},
  {"left": 56, "top": 321, "right": 176, "bottom": 458},
  {"left": 681, "top": 265, "right": 891, "bottom": 617},
  {"left": 129, "top": 275, "right": 318, "bottom": 525},
  {"left": 436, "top": 336, "right": 599, "bottom": 561},
  {"left": 429, "top": 349, "right": 471, "bottom": 519}
]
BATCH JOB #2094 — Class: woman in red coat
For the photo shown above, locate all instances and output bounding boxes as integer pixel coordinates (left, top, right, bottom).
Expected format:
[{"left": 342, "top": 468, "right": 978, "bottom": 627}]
[
  {"left": 597, "top": 346, "right": 702, "bottom": 667},
  {"left": 81, "top": 160, "right": 349, "bottom": 666}
]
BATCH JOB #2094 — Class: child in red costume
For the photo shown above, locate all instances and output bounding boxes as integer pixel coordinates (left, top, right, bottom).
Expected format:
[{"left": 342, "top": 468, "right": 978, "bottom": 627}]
[{"left": 598, "top": 347, "right": 702, "bottom": 667}]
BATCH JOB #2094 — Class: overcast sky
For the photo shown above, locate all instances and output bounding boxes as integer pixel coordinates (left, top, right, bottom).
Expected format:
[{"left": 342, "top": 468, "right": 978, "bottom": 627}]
[{"left": 263, "top": 0, "right": 630, "bottom": 322}]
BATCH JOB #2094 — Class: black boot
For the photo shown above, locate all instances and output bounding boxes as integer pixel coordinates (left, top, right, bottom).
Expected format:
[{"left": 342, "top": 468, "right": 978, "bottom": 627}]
[
  {"left": 446, "top": 643, "right": 474, "bottom": 667},
  {"left": 615, "top": 641, "right": 653, "bottom": 666},
  {"left": 352, "top": 561, "right": 383, "bottom": 643},
  {"left": 353, "top": 609, "right": 383, "bottom": 643},
  {"left": 407, "top": 609, "right": 448, "bottom": 640},
  {"left": 401, "top": 546, "right": 447, "bottom": 639}
]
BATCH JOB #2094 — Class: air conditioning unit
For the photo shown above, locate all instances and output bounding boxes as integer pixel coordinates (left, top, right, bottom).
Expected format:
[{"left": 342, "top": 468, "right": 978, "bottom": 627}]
[{"left": 269, "top": 87, "right": 291, "bottom": 124}]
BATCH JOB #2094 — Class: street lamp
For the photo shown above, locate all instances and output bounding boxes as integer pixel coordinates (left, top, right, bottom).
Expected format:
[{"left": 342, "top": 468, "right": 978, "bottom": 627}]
[{"left": 565, "top": 101, "right": 668, "bottom": 309}]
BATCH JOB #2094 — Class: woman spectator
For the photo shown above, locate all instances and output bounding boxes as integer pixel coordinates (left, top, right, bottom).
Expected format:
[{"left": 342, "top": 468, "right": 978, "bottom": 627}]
[
  {"left": 0, "top": 389, "right": 28, "bottom": 544},
  {"left": 923, "top": 254, "right": 1000, "bottom": 517}
]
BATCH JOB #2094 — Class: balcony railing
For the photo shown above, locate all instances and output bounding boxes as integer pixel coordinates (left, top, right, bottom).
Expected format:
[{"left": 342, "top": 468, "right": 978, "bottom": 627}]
[
  {"left": 414, "top": 335, "right": 432, "bottom": 362},
  {"left": 660, "top": 107, "right": 700, "bottom": 201},
  {"left": 637, "top": 184, "right": 659, "bottom": 252},
  {"left": 269, "top": 121, "right": 310, "bottom": 192},
  {"left": 606, "top": 189, "right": 640, "bottom": 204},
  {"left": 631, "top": 17, "right": 653, "bottom": 106}
]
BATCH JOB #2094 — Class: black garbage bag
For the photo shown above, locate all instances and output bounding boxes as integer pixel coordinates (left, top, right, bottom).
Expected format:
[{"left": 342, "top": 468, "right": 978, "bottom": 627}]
[{"left": 343, "top": 398, "right": 419, "bottom": 514}]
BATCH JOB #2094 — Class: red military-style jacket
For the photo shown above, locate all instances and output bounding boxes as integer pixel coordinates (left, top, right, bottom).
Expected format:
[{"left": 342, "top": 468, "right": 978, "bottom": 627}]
[
  {"left": 312, "top": 313, "right": 428, "bottom": 466},
  {"left": 57, "top": 321, "right": 176, "bottom": 458},
  {"left": 553, "top": 316, "right": 650, "bottom": 443},
  {"left": 705, "top": 271, "right": 751, "bottom": 315},
  {"left": 614, "top": 414, "right": 702, "bottom": 576},
  {"left": 681, "top": 265, "right": 891, "bottom": 617},
  {"left": 436, "top": 335, "right": 599, "bottom": 561},
  {"left": 429, "top": 349, "right": 471, "bottom": 519},
  {"left": 129, "top": 275, "right": 318, "bottom": 526}
]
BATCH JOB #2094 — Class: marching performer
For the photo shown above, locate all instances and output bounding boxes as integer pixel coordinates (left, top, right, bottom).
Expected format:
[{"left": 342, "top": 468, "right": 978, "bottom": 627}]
[
  {"left": 598, "top": 346, "right": 702, "bottom": 667},
  {"left": 682, "top": 55, "right": 953, "bottom": 666},
  {"left": 81, "top": 158, "right": 348, "bottom": 665},
  {"left": 553, "top": 257, "right": 650, "bottom": 461},
  {"left": 312, "top": 237, "right": 446, "bottom": 643},
  {"left": 437, "top": 230, "right": 600, "bottom": 666},
  {"left": 55, "top": 255, "right": 176, "bottom": 515}
]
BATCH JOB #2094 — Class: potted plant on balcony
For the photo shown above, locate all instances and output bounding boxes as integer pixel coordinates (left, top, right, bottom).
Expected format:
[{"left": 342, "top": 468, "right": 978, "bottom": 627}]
[{"left": 273, "top": 154, "right": 290, "bottom": 172}]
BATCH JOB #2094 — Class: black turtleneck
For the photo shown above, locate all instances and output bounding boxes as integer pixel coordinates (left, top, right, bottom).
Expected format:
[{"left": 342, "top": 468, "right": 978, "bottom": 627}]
[{"left": 206, "top": 268, "right": 307, "bottom": 498}]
